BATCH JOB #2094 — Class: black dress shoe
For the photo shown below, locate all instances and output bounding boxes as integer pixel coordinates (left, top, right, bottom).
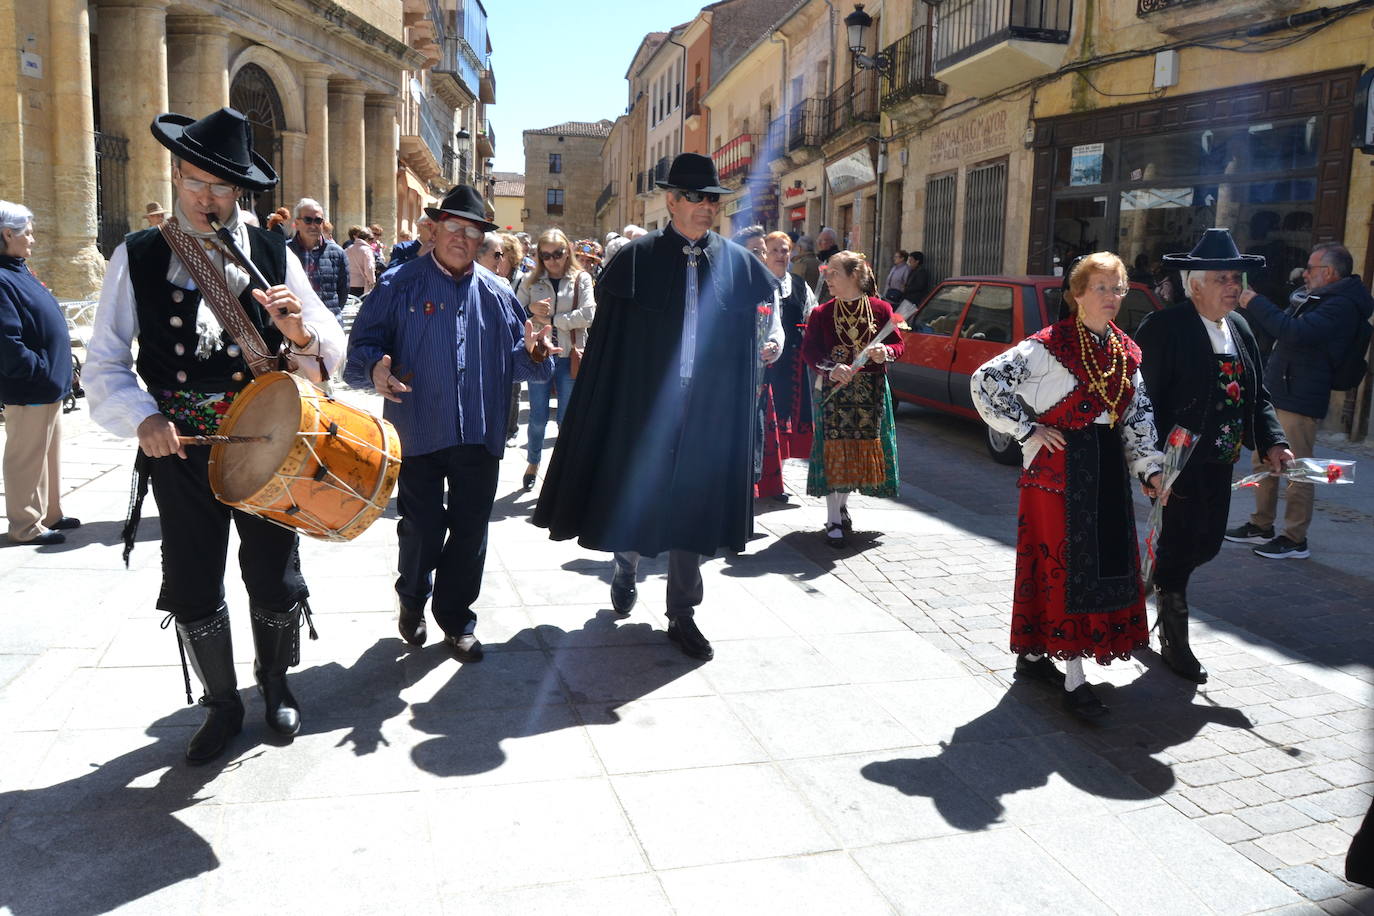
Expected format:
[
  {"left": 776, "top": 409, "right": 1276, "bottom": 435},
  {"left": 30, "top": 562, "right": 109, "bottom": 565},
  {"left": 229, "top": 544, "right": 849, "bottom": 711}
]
[
  {"left": 50, "top": 517, "right": 82, "bottom": 530},
  {"left": 1014, "top": 655, "right": 1065, "bottom": 686},
  {"left": 445, "top": 634, "right": 484, "bottom": 662},
  {"left": 397, "top": 602, "right": 427, "bottom": 647},
  {"left": 610, "top": 571, "right": 637, "bottom": 615},
  {"left": 771, "top": 493, "right": 790, "bottom": 503},
  {"left": 824, "top": 522, "right": 845, "bottom": 548},
  {"left": 1062, "top": 684, "right": 1109, "bottom": 721},
  {"left": 522, "top": 472, "right": 537, "bottom": 492},
  {"left": 840, "top": 507, "right": 852, "bottom": 530},
  {"left": 667, "top": 618, "right": 713, "bottom": 661},
  {"left": 21, "top": 531, "right": 65, "bottom": 545}
]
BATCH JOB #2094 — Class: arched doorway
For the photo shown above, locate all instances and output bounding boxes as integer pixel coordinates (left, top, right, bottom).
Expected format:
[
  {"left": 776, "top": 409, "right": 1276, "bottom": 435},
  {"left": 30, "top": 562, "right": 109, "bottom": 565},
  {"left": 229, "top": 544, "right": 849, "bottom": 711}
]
[{"left": 229, "top": 63, "right": 285, "bottom": 224}]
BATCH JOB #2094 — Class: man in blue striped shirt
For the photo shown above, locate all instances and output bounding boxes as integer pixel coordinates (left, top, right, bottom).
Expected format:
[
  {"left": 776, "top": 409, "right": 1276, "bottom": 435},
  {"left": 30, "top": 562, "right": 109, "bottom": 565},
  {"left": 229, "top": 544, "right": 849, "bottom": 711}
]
[{"left": 345, "top": 185, "right": 555, "bottom": 663}]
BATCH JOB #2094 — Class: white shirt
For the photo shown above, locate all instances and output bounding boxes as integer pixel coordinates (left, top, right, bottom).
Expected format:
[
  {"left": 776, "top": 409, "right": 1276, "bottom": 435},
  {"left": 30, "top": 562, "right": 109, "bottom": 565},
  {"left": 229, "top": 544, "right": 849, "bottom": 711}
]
[
  {"left": 85, "top": 242, "right": 345, "bottom": 438},
  {"left": 1197, "top": 311, "right": 1237, "bottom": 355}
]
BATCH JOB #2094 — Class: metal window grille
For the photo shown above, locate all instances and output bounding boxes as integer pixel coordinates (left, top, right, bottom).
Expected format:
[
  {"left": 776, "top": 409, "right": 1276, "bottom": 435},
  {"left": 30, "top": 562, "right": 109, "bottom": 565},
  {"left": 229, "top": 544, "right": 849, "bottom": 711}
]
[
  {"left": 962, "top": 160, "right": 1007, "bottom": 275},
  {"left": 924, "top": 173, "right": 956, "bottom": 283},
  {"left": 94, "top": 132, "right": 130, "bottom": 259}
]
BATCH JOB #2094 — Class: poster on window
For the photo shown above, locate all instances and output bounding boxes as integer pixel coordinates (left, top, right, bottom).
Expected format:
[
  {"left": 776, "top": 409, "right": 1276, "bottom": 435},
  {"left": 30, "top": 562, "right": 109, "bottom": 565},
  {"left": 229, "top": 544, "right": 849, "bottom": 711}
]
[{"left": 1069, "top": 143, "right": 1104, "bottom": 186}]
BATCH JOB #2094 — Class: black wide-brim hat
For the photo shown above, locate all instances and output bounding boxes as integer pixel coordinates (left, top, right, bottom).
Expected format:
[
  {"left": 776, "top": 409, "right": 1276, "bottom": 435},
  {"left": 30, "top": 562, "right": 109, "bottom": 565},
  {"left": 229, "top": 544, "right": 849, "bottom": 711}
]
[
  {"left": 424, "top": 185, "right": 499, "bottom": 232},
  {"left": 656, "top": 152, "right": 730, "bottom": 195},
  {"left": 151, "top": 107, "right": 278, "bottom": 193},
  {"left": 1161, "top": 227, "right": 1265, "bottom": 271}
]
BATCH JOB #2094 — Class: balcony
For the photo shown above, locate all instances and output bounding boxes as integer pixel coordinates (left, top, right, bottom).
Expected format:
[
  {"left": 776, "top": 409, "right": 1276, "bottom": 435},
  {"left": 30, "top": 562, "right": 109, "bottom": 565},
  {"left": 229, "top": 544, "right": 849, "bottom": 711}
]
[
  {"left": 821, "top": 73, "right": 879, "bottom": 145},
  {"left": 636, "top": 170, "right": 648, "bottom": 196},
  {"left": 882, "top": 24, "right": 945, "bottom": 117},
  {"left": 1136, "top": 0, "right": 1302, "bottom": 36},
  {"left": 653, "top": 156, "right": 672, "bottom": 186},
  {"left": 684, "top": 86, "right": 702, "bottom": 125},
  {"left": 399, "top": 92, "right": 445, "bottom": 182},
  {"left": 711, "top": 133, "right": 760, "bottom": 185},
  {"left": 787, "top": 98, "right": 825, "bottom": 159},
  {"left": 476, "top": 119, "right": 494, "bottom": 158},
  {"left": 596, "top": 180, "right": 617, "bottom": 215},
  {"left": 933, "top": 0, "right": 1072, "bottom": 98},
  {"left": 765, "top": 117, "right": 788, "bottom": 163},
  {"left": 479, "top": 64, "right": 496, "bottom": 104}
]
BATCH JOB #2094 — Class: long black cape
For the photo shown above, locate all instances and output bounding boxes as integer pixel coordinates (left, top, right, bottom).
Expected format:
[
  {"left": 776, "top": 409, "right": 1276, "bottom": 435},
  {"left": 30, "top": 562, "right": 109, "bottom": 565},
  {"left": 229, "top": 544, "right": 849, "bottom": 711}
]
[{"left": 532, "top": 227, "right": 777, "bottom": 556}]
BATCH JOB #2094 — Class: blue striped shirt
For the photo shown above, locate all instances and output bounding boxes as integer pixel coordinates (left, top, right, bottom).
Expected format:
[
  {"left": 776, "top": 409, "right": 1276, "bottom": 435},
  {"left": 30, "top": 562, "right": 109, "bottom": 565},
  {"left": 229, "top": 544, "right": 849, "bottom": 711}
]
[{"left": 344, "top": 253, "right": 552, "bottom": 458}]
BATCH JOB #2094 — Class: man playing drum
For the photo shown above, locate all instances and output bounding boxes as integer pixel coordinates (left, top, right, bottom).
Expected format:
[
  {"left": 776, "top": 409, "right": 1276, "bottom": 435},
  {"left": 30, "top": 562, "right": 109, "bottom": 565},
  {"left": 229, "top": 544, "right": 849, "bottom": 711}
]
[{"left": 85, "top": 108, "right": 344, "bottom": 764}]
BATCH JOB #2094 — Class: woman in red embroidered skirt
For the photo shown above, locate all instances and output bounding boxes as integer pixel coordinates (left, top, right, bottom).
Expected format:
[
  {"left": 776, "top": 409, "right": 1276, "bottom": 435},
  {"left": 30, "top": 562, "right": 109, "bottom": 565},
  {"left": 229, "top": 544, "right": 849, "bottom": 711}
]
[{"left": 971, "top": 252, "right": 1166, "bottom": 720}]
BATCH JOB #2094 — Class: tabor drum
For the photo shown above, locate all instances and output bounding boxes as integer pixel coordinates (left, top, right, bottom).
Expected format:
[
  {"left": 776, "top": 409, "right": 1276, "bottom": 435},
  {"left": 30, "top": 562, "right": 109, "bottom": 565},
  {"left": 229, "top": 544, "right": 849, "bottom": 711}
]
[{"left": 208, "top": 372, "right": 401, "bottom": 541}]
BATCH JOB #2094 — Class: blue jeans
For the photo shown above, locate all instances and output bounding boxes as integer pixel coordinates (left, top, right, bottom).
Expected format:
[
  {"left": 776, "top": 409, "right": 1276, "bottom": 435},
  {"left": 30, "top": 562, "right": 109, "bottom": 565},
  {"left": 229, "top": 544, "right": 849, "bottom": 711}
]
[{"left": 526, "top": 356, "right": 575, "bottom": 466}]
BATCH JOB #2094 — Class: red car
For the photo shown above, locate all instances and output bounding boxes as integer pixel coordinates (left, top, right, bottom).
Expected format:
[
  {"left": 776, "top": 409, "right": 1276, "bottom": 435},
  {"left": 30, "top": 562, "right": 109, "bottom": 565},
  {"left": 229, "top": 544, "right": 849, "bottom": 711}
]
[{"left": 887, "top": 275, "right": 1164, "bottom": 464}]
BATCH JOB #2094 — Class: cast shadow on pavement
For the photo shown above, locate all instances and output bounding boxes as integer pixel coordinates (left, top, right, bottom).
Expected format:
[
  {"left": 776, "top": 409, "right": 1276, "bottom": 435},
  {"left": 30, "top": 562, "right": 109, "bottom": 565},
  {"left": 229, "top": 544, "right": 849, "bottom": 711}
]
[
  {"left": 408, "top": 611, "right": 705, "bottom": 778},
  {"left": 861, "top": 666, "right": 1256, "bottom": 832},
  {"left": 0, "top": 643, "right": 435, "bottom": 916}
]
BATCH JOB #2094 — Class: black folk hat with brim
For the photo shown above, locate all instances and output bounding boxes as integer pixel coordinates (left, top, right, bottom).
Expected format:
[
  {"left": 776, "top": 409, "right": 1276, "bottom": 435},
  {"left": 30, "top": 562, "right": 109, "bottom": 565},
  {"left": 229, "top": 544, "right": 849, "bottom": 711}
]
[
  {"left": 424, "top": 185, "right": 499, "bottom": 232},
  {"left": 656, "top": 153, "right": 731, "bottom": 195},
  {"left": 151, "top": 107, "right": 278, "bottom": 193},
  {"left": 1161, "top": 227, "right": 1266, "bottom": 271}
]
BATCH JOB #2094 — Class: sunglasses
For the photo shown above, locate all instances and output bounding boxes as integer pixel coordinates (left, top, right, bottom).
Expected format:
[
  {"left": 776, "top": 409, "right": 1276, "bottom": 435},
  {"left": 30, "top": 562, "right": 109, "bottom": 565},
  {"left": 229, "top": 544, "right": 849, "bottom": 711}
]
[
  {"left": 436, "top": 218, "right": 484, "bottom": 239},
  {"left": 680, "top": 191, "right": 721, "bottom": 204},
  {"left": 177, "top": 174, "right": 238, "bottom": 198},
  {"left": 298, "top": 216, "right": 324, "bottom": 225},
  {"left": 539, "top": 249, "right": 568, "bottom": 261}
]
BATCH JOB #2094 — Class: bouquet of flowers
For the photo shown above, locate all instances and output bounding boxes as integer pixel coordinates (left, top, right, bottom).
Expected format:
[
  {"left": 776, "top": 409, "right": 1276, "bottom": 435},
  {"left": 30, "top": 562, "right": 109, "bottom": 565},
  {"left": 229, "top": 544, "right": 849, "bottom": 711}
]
[
  {"left": 1232, "top": 457, "right": 1356, "bottom": 489},
  {"left": 1140, "top": 425, "right": 1200, "bottom": 587}
]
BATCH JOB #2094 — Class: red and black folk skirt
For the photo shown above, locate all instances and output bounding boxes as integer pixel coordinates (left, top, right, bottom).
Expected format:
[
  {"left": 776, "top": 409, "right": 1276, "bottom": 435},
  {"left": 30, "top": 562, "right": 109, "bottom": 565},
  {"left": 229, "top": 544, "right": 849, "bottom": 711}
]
[{"left": 1011, "top": 423, "right": 1148, "bottom": 664}]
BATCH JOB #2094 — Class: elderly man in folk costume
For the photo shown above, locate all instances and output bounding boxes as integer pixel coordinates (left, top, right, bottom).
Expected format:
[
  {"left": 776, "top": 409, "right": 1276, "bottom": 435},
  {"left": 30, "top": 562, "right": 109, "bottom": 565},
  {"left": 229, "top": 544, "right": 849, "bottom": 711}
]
[
  {"left": 533, "top": 153, "right": 778, "bottom": 661},
  {"left": 85, "top": 108, "right": 345, "bottom": 763},
  {"left": 1134, "top": 229, "right": 1291, "bottom": 684}
]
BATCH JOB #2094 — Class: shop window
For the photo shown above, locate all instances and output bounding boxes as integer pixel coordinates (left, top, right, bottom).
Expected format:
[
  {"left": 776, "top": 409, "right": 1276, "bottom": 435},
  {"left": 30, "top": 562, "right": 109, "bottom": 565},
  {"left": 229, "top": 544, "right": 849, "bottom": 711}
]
[
  {"left": 912, "top": 283, "right": 975, "bottom": 336},
  {"left": 1051, "top": 196, "right": 1108, "bottom": 271},
  {"left": 961, "top": 284, "right": 1014, "bottom": 343},
  {"left": 1116, "top": 117, "right": 1319, "bottom": 183},
  {"left": 924, "top": 172, "right": 956, "bottom": 283},
  {"left": 962, "top": 159, "right": 1007, "bottom": 275}
]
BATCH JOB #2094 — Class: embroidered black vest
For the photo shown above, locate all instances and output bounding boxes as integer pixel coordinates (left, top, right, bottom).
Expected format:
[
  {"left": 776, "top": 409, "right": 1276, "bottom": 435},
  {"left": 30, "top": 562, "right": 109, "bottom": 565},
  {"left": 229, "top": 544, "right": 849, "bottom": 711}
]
[{"left": 124, "top": 225, "right": 288, "bottom": 393}]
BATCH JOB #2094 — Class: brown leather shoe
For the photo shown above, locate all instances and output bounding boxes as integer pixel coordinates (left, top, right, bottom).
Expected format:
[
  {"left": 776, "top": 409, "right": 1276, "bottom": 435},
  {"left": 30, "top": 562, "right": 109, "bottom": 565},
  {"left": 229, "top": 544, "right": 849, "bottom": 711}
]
[{"left": 445, "top": 634, "right": 484, "bottom": 662}]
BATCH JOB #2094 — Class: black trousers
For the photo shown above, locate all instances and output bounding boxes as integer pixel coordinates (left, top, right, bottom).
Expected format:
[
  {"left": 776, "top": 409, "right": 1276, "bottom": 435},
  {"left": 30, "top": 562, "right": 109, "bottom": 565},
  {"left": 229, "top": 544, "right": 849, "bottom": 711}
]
[
  {"left": 395, "top": 444, "right": 499, "bottom": 637},
  {"left": 613, "top": 550, "right": 704, "bottom": 619},
  {"left": 1153, "top": 460, "right": 1234, "bottom": 594},
  {"left": 148, "top": 449, "right": 306, "bottom": 623}
]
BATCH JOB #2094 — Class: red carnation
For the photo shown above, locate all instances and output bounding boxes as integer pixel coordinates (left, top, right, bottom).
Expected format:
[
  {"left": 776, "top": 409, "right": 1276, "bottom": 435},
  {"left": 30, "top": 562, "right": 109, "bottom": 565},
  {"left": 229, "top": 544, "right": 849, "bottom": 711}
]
[
  {"left": 212, "top": 401, "right": 229, "bottom": 415},
  {"left": 1328, "top": 465, "right": 1343, "bottom": 483},
  {"left": 1225, "top": 381, "right": 1241, "bottom": 400},
  {"left": 1167, "top": 428, "right": 1193, "bottom": 448}
]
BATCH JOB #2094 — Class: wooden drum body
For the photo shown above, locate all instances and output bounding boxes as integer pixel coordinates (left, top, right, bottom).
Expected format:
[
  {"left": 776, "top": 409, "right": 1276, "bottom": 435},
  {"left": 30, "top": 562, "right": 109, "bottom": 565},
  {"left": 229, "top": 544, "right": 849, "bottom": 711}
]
[{"left": 208, "top": 372, "right": 401, "bottom": 541}]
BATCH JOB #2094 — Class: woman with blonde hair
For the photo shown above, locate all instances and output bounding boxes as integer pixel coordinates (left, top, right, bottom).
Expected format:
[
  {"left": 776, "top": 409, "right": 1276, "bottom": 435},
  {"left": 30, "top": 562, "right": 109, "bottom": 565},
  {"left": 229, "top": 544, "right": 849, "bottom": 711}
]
[
  {"left": 971, "top": 251, "right": 1165, "bottom": 720},
  {"left": 801, "top": 251, "right": 903, "bottom": 545},
  {"left": 516, "top": 228, "right": 595, "bottom": 490}
]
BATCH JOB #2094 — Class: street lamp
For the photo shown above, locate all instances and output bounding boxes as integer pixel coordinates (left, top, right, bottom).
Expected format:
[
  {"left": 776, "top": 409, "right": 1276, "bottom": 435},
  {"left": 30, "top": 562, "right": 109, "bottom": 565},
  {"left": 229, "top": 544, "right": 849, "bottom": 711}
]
[{"left": 844, "top": 4, "right": 893, "bottom": 79}]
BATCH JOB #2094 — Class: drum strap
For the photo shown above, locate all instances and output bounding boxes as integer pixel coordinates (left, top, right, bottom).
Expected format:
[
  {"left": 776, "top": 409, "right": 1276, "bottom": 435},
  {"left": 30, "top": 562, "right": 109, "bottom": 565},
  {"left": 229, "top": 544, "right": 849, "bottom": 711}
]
[{"left": 158, "top": 218, "right": 282, "bottom": 378}]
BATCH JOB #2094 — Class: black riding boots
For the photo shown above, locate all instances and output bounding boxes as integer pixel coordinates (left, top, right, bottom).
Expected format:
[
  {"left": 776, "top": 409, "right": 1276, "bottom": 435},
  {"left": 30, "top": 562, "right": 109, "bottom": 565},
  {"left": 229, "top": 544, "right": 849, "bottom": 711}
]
[
  {"left": 249, "top": 603, "right": 305, "bottom": 737},
  {"left": 1155, "top": 588, "right": 1208, "bottom": 684},
  {"left": 176, "top": 605, "right": 244, "bottom": 764}
]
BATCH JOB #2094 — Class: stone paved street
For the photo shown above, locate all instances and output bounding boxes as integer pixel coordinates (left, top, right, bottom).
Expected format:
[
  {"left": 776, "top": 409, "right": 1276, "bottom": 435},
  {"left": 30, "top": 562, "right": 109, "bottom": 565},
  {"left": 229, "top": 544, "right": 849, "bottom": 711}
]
[{"left": 0, "top": 388, "right": 1370, "bottom": 915}]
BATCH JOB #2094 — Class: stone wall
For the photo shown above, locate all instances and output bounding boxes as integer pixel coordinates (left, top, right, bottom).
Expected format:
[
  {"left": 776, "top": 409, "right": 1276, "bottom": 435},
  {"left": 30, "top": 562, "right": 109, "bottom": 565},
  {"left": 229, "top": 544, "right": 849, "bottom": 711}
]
[{"left": 522, "top": 131, "right": 606, "bottom": 245}]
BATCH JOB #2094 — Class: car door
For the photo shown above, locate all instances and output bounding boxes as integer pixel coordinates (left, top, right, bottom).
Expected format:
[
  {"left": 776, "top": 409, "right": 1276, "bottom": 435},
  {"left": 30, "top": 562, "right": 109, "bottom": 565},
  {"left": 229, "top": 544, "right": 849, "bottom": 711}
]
[
  {"left": 948, "top": 283, "right": 1017, "bottom": 414},
  {"left": 890, "top": 282, "right": 976, "bottom": 407}
]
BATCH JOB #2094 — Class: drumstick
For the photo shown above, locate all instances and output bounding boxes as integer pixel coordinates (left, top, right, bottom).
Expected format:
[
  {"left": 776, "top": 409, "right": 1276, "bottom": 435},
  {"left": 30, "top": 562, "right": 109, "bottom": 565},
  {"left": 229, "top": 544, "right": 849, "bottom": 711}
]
[{"left": 177, "top": 434, "right": 270, "bottom": 445}]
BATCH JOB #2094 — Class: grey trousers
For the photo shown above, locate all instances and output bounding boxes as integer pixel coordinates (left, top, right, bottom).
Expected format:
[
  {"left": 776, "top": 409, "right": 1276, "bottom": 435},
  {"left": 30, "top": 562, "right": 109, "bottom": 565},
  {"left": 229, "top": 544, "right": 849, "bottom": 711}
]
[{"left": 613, "top": 550, "right": 704, "bottom": 619}]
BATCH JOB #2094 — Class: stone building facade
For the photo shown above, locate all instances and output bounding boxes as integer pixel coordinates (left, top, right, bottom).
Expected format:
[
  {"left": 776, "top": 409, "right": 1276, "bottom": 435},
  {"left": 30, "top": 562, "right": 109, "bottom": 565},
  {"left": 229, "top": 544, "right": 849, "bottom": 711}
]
[
  {"left": 0, "top": 0, "right": 496, "bottom": 299},
  {"left": 521, "top": 120, "right": 613, "bottom": 244}
]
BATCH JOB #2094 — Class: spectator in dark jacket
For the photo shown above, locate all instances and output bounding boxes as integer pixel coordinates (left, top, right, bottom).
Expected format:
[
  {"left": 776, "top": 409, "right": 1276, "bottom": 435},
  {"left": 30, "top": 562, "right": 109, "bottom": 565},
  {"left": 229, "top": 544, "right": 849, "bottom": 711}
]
[
  {"left": 1228, "top": 242, "right": 1374, "bottom": 560},
  {"left": 0, "top": 201, "right": 77, "bottom": 545},
  {"left": 387, "top": 216, "right": 434, "bottom": 270},
  {"left": 286, "top": 198, "right": 349, "bottom": 317},
  {"left": 901, "top": 250, "right": 931, "bottom": 305}
]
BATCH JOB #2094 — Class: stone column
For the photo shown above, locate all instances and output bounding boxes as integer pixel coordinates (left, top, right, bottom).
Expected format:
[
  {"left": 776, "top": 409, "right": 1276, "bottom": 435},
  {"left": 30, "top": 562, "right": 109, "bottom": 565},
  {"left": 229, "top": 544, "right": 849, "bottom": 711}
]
[
  {"left": 50, "top": 0, "right": 105, "bottom": 297},
  {"left": 278, "top": 129, "right": 307, "bottom": 215},
  {"left": 96, "top": 0, "right": 171, "bottom": 231},
  {"left": 364, "top": 94, "right": 398, "bottom": 246},
  {"left": 328, "top": 80, "right": 366, "bottom": 234},
  {"left": 166, "top": 15, "right": 230, "bottom": 118},
  {"left": 301, "top": 65, "right": 331, "bottom": 213}
]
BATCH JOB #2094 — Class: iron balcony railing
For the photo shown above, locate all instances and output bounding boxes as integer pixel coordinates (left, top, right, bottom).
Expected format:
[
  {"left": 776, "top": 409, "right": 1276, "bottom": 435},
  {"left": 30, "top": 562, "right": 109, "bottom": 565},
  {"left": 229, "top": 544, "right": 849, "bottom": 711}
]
[
  {"left": 596, "top": 181, "right": 617, "bottom": 214},
  {"left": 1135, "top": 0, "right": 1183, "bottom": 15},
  {"left": 418, "top": 99, "right": 445, "bottom": 165},
  {"left": 684, "top": 85, "right": 701, "bottom": 119},
  {"left": 653, "top": 155, "right": 672, "bottom": 185},
  {"left": 788, "top": 98, "right": 826, "bottom": 152},
  {"left": 821, "top": 72, "right": 880, "bottom": 141},
  {"left": 711, "top": 133, "right": 760, "bottom": 183},
  {"left": 934, "top": 0, "right": 1073, "bottom": 72},
  {"left": 636, "top": 170, "right": 648, "bottom": 195},
  {"left": 882, "top": 24, "right": 945, "bottom": 106},
  {"left": 765, "top": 117, "right": 788, "bottom": 161}
]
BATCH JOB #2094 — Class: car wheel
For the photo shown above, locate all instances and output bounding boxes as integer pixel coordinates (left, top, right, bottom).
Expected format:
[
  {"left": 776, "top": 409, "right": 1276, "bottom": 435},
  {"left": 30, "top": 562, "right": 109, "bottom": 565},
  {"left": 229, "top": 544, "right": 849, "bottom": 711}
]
[{"left": 985, "top": 425, "right": 1022, "bottom": 465}]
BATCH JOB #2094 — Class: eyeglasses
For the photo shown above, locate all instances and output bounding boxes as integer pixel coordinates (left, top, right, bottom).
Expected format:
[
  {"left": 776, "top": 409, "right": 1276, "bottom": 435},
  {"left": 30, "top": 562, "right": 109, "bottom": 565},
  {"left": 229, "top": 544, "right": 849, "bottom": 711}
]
[
  {"left": 679, "top": 191, "right": 721, "bottom": 204},
  {"left": 177, "top": 175, "right": 239, "bottom": 198},
  {"left": 436, "top": 219, "right": 484, "bottom": 239},
  {"left": 1088, "top": 284, "right": 1129, "bottom": 297},
  {"left": 539, "top": 249, "right": 568, "bottom": 261},
  {"left": 1303, "top": 262, "right": 1328, "bottom": 273},
  {"left": 297, "top": 216, "right": 324, "bottom": 225}
]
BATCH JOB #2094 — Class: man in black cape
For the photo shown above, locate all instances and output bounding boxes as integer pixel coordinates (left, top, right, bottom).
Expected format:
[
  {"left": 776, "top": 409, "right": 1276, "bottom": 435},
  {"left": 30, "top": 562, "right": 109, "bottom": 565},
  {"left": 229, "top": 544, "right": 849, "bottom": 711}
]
[{"left": 532, "top": 153, "right": 777, "bottom": 661}]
